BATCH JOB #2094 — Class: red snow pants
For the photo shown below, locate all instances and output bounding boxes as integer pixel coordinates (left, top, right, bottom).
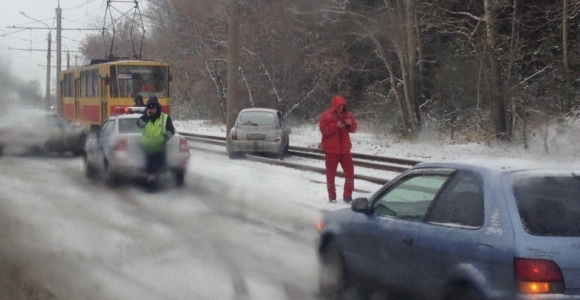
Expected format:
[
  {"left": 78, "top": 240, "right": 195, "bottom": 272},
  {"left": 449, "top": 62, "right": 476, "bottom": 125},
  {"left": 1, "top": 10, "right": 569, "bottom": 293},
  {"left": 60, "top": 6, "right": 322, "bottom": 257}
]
[{"left": 324, "top": 152, "right": 355, "bottom": 199}]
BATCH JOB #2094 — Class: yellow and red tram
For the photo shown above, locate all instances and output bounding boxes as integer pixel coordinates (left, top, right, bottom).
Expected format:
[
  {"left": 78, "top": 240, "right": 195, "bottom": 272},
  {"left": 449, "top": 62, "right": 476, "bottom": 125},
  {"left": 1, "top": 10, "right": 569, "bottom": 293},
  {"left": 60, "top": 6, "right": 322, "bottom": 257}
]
[{"left": 59, "top": 59, "right": 171, "bottom": 129}]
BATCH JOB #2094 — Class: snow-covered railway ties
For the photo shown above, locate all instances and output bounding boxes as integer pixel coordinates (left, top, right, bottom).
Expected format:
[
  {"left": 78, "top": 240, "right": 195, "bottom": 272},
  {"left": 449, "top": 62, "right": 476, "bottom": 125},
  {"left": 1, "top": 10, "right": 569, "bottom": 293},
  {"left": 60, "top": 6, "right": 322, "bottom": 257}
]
[{"left": 180, "top": 132, "right": 422, "bottom": 185}]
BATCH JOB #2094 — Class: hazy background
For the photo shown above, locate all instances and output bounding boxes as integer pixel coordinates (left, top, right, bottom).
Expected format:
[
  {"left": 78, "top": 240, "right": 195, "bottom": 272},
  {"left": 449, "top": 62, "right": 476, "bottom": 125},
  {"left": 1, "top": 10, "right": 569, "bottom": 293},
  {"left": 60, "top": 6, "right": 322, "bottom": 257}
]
[{"left": 0, "top": 0, "right": 140, "bottom": 108}]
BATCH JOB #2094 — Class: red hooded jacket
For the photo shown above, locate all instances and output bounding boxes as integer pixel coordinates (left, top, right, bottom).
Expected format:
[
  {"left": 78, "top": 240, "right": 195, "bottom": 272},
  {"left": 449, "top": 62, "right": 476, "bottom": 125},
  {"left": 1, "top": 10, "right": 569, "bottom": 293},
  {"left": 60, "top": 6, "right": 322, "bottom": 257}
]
[{"left": 319, "top": 96, "right": 357, "bottom": 154}]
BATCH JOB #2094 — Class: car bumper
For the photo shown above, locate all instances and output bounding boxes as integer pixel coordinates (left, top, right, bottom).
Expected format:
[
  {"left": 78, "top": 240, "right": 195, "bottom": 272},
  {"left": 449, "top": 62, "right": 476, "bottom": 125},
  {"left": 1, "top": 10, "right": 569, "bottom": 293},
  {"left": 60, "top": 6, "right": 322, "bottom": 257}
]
[
  {"left": 109, "top": 151, "right": 190, "bottom": 176},
  {"left": 228, "top": 140, "right": 283, "bottom": 154}
]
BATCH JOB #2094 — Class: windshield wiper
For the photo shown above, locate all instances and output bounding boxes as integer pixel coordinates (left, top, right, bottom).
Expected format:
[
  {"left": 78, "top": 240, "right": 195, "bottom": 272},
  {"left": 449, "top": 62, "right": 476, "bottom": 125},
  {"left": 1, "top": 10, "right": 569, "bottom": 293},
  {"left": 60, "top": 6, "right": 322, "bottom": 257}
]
[{"left": 242, "top": 120, "right": 258, "bottom": 126}]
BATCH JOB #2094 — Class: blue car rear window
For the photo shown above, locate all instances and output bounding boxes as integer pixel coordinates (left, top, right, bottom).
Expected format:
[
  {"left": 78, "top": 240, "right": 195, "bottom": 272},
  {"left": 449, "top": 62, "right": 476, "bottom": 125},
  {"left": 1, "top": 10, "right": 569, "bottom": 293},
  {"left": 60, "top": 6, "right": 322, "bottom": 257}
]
[{"left": 513, "top": 176, "right": 580, "bottom": 236}]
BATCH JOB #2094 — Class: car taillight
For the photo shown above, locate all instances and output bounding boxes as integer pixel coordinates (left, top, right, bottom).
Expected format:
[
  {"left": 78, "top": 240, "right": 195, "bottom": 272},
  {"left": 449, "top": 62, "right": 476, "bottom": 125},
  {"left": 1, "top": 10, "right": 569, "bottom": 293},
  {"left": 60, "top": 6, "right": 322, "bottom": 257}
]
[
  {"left": 514, "top": 257, "right": 564, "bottom": 294},
  {"left": 231, "top": 129, "right": 238, "bottom": 141},
  {"left": 179, "top": 139, "right": 189, "bottom": 153},
  {"left": 317, "top": 220, "right": 324, "bottom": 232},
  {"left": 275, "top": 130, "right": 282, "bottom": 142},
  {"left": 114, "top": 139, "right": 128, "bottom": 151}
]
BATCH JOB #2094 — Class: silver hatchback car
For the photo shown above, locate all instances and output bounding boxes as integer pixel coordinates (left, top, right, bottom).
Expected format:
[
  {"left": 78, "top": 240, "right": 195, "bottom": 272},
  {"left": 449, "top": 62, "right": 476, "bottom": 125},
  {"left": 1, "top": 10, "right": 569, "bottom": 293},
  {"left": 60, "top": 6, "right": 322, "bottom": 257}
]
[
  {"left": 226, "top": 108, "right": 290, "bottom": 159},
  {"left": 317, "top": 159, "right": 580, "bottom": 300}
]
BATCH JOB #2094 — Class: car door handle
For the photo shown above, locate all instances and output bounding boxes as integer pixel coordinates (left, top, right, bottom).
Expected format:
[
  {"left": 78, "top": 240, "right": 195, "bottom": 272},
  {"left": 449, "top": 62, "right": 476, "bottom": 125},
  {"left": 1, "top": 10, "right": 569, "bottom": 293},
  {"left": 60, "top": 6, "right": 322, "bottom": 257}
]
[{"left": 401, "top": 236, "right": 413, "bottom": 246}]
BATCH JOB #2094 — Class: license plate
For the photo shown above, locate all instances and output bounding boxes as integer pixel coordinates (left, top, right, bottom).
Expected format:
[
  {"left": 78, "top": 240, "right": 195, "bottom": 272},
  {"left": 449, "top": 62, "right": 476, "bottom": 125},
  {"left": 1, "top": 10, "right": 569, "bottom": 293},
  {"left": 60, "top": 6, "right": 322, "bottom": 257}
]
[{"left": 247, "top": 133, "right": 265, "bottom": 140}]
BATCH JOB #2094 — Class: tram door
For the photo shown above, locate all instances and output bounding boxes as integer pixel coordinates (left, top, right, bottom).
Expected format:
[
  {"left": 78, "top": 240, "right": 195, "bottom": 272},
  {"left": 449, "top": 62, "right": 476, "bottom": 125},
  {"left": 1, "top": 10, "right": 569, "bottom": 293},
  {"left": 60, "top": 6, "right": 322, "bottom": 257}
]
[
  {"left": 101, "top": 76, "right": 108, "bottom": 124},
  {"left": 74, "top": 77, "right": 80, "bottom": 123}
]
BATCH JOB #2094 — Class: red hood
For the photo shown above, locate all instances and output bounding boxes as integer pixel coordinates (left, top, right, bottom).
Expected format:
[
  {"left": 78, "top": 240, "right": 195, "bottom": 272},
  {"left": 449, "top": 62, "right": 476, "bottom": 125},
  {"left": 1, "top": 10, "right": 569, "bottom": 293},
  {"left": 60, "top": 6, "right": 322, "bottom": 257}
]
[{"left": 330, "top": 95, "right": 348, "bottom": 113}]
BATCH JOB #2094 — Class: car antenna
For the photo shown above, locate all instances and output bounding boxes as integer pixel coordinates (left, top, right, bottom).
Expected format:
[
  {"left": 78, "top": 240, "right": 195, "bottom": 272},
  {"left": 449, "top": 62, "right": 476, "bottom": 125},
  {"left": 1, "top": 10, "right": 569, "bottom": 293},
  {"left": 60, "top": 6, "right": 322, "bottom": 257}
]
[{"left": 101, "top": 0, "right": 146, "bottom": 60}]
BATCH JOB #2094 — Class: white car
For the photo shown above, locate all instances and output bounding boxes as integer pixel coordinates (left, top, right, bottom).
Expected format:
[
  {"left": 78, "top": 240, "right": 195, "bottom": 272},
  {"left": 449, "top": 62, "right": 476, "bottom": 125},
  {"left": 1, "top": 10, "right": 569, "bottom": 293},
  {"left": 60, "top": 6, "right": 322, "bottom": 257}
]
[
  {"left": 0, "top": 108, "right": 87, "bottom": 156},
  {"left": 226, "top": 108, "right": 291, "bottom": 159},
  {"left": 84, "top": 107, "right": 190, "bottom": 187}
]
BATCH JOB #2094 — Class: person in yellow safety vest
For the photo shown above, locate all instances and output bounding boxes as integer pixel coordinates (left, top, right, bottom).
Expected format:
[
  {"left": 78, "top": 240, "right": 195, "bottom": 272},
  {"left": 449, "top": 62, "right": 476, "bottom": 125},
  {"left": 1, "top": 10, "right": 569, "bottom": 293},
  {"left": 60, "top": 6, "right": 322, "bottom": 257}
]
[{"left": 137, "top": 95, "right": 175, "bottom": 185}]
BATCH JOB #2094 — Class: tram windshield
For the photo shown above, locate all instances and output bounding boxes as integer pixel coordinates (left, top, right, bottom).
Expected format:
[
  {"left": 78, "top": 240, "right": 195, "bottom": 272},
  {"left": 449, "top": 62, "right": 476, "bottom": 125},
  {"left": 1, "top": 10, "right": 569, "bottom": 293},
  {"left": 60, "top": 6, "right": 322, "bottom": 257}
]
[{"left": 112, "top": 65, "right": 167, "bottom": 98}]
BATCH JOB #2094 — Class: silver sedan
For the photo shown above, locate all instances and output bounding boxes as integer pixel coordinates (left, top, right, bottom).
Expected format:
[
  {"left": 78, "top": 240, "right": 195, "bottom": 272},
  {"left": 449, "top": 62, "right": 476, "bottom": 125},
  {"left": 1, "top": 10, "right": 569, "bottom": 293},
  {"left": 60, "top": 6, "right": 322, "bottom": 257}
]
[
  {"left": 0, "top": 108, "right": 87, "bottom": 156},
  {"left": 84, "top": 108, "right": 190, "bottom": 187}
]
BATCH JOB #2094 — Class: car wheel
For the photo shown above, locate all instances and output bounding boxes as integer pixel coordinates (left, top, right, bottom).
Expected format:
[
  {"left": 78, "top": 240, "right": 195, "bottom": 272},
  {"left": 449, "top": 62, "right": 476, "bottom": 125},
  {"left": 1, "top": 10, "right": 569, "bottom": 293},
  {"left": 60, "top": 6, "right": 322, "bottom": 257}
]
[
  {"left": 174, "top": 169, "right": 185, "bottom": 187},
  {"left": 319, "top": 239, "right": 347, "bottom": 299},
  {"left": 228, "top": 151, "right": 237, "bottom": 159},
  {"left": 103, "top": 161, "right": 119, "bottom": 187},
  {"left": 41, "top": 141, "right": 53, "bottom": 156},
  {"left": 444, "top": 282, "right": 484, "bottom": 300}
]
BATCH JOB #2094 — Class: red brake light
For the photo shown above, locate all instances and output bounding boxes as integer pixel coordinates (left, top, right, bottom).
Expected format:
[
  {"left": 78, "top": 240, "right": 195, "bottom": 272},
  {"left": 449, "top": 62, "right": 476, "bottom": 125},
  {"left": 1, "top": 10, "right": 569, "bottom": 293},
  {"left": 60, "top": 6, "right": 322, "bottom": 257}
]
[
  {"left": 114, "top": 138, "right": 128, "bottom": 151},
  {"left": 275, "top": 130, "right": 282, "bottom": 142},
  {"left": 231, "top": 129, "right": 238, "bottom": 141},
  {"left": 114, "top": 107, "right": 145, "bottom": 115},
  {"left": 179, "top": 139, "right": 189, "bottom": 153},
  {"left": 515, "top": 258, "right": 564, "bottom": 294}
]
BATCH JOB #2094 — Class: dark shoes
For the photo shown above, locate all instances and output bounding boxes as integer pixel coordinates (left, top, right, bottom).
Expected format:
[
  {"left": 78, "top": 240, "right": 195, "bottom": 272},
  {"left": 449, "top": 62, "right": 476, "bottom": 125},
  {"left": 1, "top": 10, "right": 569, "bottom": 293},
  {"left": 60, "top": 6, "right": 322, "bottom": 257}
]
[{"left": 329, "top": 197, "right": 352, "bottom": 203}]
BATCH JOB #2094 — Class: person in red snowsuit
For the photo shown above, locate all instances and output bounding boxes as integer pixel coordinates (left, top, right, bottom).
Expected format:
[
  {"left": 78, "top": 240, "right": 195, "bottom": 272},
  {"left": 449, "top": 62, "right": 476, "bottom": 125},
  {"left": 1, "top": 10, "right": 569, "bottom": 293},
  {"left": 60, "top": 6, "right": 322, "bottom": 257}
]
[{"left": 319, "top": 95, "right": 357, "bottom": 203}]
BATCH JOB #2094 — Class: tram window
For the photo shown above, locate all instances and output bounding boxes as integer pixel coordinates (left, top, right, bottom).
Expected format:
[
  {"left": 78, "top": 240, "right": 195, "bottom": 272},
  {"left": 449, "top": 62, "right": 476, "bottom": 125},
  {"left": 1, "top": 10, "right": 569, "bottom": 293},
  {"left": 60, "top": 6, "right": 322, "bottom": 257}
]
[
  {"left": 80, "top": 71, "right": 86, "bottom": 97},
  {"left": 93, "top": 69, "right": 99, "bottom": 97},
  {"left": 110, "top": 66, "right": 118, "bottom": 98},
  {"left": 87, "top": 70, "right": 93, "bottom": 97},
  {"left": 117, "top": 65, "right": 167, "bottom": 98},
  {"left": 63, "top": 73, "right": 74, "bottom": 97}
]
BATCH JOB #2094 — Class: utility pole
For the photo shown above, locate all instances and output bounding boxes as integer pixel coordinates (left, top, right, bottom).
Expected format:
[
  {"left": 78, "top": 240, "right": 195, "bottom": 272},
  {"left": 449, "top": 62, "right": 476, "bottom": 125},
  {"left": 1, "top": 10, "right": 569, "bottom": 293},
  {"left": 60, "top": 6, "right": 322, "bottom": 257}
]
[
  {"left": 45, "top": 32, "right": 52, "bottom": 110},
  {"left": 56, "top": 5, "right": 62, "bottom": 114},
  {"left": 66, "top": 51, "right": 70, "bottom": 69},
  {"left": 226, "top": 0, "right": 240, "bottom": 135}
]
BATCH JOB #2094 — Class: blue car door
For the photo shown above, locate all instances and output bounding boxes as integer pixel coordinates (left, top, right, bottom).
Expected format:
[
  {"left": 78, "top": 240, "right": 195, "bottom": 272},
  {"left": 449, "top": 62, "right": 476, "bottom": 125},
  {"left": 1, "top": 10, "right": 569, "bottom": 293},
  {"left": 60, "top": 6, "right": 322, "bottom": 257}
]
[
  {"left": 416, "top": 169, "right": 493, "bottom": 299},
  {"left": 350, "top": 170, "right": 453, "bottom": 290}
]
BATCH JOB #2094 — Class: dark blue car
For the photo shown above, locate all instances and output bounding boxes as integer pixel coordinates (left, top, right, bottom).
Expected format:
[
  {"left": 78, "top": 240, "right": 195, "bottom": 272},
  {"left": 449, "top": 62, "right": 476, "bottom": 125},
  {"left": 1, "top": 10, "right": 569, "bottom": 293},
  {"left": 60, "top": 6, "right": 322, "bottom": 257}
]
[{"left": 317, "top": 159, "right": 580, "bottom": 300}]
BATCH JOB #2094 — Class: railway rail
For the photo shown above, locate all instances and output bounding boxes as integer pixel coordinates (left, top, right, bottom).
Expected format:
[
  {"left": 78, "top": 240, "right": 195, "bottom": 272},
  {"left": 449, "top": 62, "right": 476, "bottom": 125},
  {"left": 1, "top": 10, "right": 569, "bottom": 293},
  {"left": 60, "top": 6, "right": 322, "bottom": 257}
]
[{"left": 179, "top": 132, "right": 423, "bottom": 185}]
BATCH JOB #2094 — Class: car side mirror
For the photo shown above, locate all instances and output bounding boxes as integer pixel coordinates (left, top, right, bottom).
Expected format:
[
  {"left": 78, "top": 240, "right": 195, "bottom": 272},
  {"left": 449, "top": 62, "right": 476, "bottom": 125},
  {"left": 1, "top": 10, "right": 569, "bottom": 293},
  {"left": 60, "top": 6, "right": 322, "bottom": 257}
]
[{"left": 351, "top": 197, "right": 369, "bottom": 213}]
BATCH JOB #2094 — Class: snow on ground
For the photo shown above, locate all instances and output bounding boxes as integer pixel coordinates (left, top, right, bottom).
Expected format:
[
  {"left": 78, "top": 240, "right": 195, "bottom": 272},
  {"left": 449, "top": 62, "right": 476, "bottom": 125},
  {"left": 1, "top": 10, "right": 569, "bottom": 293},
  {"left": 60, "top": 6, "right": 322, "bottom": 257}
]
[{"left": 174, "top": 119, "right": 580, "bottom": 163}]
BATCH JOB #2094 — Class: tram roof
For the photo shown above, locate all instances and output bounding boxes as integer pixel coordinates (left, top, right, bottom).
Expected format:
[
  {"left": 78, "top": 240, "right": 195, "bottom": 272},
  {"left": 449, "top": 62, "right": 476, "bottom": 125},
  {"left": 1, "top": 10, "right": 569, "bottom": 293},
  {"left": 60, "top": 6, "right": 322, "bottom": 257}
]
[{"left": 80, "top": 58, "right": 169, "bottom": 67}]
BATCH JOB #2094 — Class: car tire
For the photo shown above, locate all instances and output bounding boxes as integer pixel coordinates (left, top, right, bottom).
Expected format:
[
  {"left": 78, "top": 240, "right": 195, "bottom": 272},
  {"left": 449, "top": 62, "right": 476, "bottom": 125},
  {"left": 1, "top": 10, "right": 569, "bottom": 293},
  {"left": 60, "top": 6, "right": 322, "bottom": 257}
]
[
  {"left": 103, "top": 161, "right": 119, "bottom": 187},
  {"left": 228, "top": 151, "right": 237, "bottom": 159},
  {"left": 444, "top": 282, "right": 484, "bottom": 300},
  {"left": 41, "top": 141, "right": 53, "bottom": 156},
  {"left": 319, "top": 239, "right": 347, "bottom": 299},
  {"left": 174, "top": 169, "right": 185, "bottom": 187}
]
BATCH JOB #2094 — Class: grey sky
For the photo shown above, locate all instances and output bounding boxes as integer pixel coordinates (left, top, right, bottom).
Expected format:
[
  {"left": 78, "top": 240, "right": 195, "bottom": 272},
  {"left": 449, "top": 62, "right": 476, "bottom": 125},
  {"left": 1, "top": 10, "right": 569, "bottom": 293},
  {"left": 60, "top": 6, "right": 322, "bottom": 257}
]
[{"left": 0, "top": 0, "right": 144, "bottom": 101}]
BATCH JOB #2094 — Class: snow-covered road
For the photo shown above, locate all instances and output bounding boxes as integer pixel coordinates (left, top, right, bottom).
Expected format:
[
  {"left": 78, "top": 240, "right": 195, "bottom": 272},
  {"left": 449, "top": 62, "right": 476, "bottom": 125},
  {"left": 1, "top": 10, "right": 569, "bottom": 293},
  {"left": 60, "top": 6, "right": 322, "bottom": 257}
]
[{"left": 0, "top": 149, "right": 365, "bottom": 300}]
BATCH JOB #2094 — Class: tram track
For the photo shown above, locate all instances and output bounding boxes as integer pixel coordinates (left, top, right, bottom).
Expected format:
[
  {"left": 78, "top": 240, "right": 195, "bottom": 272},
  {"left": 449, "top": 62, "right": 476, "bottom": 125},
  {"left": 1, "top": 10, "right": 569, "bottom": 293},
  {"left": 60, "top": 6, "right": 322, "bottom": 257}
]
[{"left": 179, "top": 132, "right": 423, "bottom": 185}]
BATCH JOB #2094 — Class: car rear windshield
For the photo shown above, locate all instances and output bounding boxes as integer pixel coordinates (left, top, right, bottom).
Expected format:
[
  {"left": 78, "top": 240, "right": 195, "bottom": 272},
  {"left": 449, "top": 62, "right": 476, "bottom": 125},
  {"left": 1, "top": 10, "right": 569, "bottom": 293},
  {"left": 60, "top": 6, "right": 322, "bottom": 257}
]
[
  {"left": 513, "top": 175, "right": 580, "bottom": 236},
  {"left": 238, "top": 111, "right": 277, "bottom": 126},
  {"left": 118, "top": 118, "right": 142, "bottom": 134}
]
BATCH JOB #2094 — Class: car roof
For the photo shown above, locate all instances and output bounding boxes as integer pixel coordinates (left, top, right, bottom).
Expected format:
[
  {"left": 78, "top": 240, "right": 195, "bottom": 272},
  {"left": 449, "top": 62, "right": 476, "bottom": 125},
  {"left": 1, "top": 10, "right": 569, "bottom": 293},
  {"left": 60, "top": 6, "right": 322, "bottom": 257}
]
[
  {"left": 239, "top": 108, "right": 280, "bottom": 114},
  {"left": 415, "top": 158, "right": 579, "bottom": 175},
  {"left": 113, "top": 114, "right": 141, "bottom": 119}
]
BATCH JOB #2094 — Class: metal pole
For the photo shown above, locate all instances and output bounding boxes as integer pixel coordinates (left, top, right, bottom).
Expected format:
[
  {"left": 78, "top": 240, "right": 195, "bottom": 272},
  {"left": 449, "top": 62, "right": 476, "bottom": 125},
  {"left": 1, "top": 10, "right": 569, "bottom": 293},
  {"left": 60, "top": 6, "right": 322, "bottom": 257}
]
[
  {"left": 56, "top": 6, "right": 62, "bottom": 114},
  {"left": 45, "top": 32, "right": 52, "bottom": 110},
  {"left": 226, "top": 0, "right": 240, "bottom": 135}
]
